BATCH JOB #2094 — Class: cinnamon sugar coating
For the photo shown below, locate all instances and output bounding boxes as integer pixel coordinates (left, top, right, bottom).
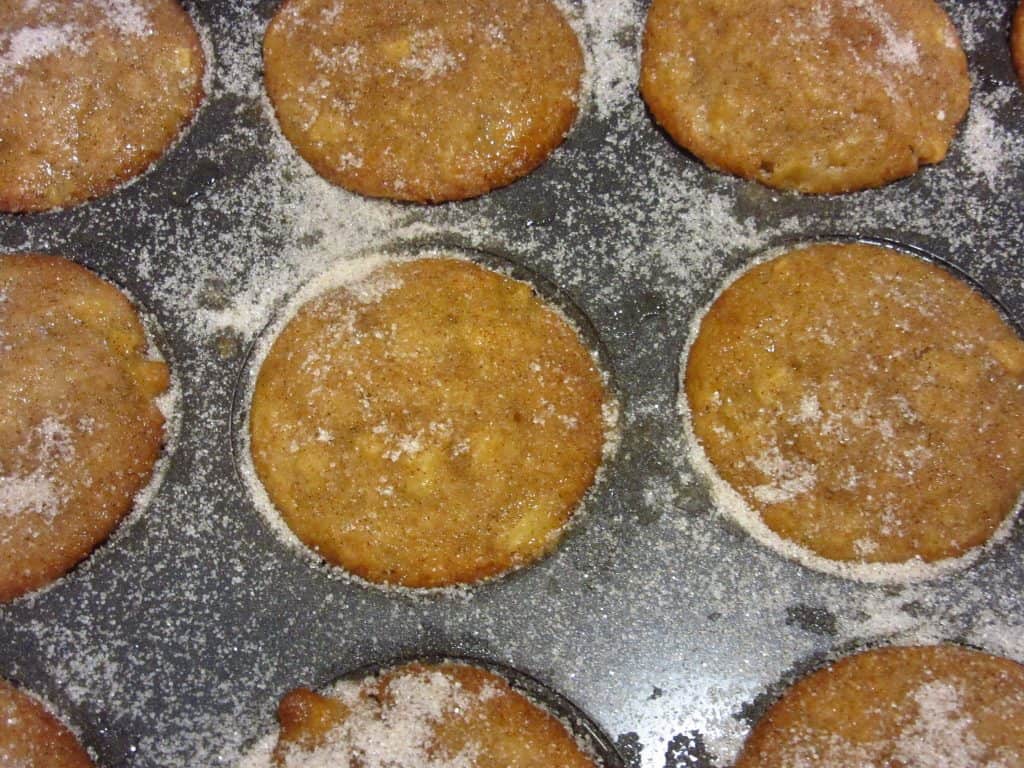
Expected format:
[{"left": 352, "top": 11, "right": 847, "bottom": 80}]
[
  {"left": 735, "top": 646, "right": 1024, "bottom": 768},
  {"left": 685, "top": 243, "right": 1024, "bottom": 565},
  {"left": 0, "top": 255, "right": 168, "bottom": 601},
  {"left": 262, "top": 0, "right": 583, "bottom": 202},
  {"left": 250, "top": 258, "right": 609, "bottom": 588},
  {"left": 641, "top": 0, "right": 970, "bottom": 194},
  {"left": 273, "top": 662, "right": 597, "bottom": 767},
  {"left": 0, "top": 0, "right": 205, "bottom": 212},
  {"left": 0, "top": 680, "right": 93, "bottom": 768}
]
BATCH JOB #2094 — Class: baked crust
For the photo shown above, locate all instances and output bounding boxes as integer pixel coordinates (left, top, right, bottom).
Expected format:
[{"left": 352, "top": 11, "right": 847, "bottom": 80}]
[
  {"left": 250, "top": 258, "right": 608, "bottom": 588},
  {"left": 0, "top": 254, "right": 168, "bottom": 601},
  {"left": 272, "top": 662, "right": 597, "bottom": 767},
  {"left": 262, "top": 0, "right": 583, "bottom": 202},
  {"left": 0, "top": 0, "right": 205, "bottom": 213},
  {"left": 735, "top": 645, "right": 1024, "bottom": 767},
  {"left": 0, "top": 679, "right": 94, "bottom": 767},
  {"left": 685, "top": 242, "right": 1024, "bottom": 565},
  {"left": 640, "top": 0, "right": 970, "bottom": 194},
  {"left": 1014, "top": 0, "right": 1024, "bottom": 86}
]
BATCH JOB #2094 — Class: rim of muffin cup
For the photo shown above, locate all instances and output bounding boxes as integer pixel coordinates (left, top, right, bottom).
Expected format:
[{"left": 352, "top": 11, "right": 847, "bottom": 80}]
[
  {"left": 230, "top": 234, "right": 622, "bottom": 595},
  {"left": 677, "top": 234, "right": 1024, "bottom": 585},
  {"left": 243, "top": 651, "right": 625, "bottom": 768}
]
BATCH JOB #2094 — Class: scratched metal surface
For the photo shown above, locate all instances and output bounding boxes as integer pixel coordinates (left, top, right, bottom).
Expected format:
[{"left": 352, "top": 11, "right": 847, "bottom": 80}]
[{"left": 1, "top": 1, "right": 1023, "bottom": 766}]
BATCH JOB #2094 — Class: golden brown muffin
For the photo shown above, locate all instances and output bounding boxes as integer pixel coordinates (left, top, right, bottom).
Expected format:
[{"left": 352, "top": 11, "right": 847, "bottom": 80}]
[
  {"left": 250, "top": 257, "right": 609, "bottom": 588},
  {"left": 735, "top": 645, "right": 1024, "bottom": 768},
  {"left": 0, "top": 679, "right": 94, "bottom": 768},
  {"left": 262, "top": 0, "right": 584, "bottom": 202},
  {"left": 272, "top": 662, "right": 598, "bottom": 767},
  {"left": 0, "top": 0, "right": 205, "bottom": 213},
  {"left": 640, "top": 0, "right": 970, "bottom": 194},
  {"left": 0, "top": 254, "right": 169, "bottom": 601},
  {"left": 684, "top": 242, "right": 1024, "bottom": 567},
  {"left": 1013, "top": 0, "right": 1024, "bottom": 86}
]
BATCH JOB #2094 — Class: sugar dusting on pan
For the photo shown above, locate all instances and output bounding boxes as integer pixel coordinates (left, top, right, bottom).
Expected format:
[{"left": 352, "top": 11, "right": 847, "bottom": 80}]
[{"left": 0, "top": 1, "right": 1023, "bottom": 767}]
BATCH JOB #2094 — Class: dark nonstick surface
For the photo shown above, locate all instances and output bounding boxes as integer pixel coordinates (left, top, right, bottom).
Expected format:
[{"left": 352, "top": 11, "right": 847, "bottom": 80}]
[{"left": 1, "top": 1, "right": 1023, "bottom": 766}]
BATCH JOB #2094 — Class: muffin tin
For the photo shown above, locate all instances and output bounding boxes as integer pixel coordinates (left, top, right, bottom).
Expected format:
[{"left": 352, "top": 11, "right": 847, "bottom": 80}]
[{"left": 1, "top": 1, "right": 1023, "bottom": 766}]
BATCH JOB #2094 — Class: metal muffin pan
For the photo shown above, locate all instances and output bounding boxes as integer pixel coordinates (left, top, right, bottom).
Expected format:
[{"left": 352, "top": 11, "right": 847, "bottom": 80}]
[{"left": 2, "top": 0, "right": 1023, "bottom": 766}]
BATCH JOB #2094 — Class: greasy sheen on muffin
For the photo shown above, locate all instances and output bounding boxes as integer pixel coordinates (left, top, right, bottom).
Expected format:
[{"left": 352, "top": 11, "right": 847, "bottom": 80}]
[
  {"left": 641, "top": 0, "right": 970, "bottom": 194},
  {"left": 0, "top": 0, "right": 205, "bottom": 212},
  {"left": 685, "top": 242, "right": 1024, "bottom": 566},
  {"left": 735, "top": 645, "right": 1024, "bottom": 768},
  {"left": 273, "top": 662, "right": 598, "bottom": 768},
  {"left": 0, "top": 680, "right": 94, "bottom": 767},
  {"left": 263, "top": 0, "right": 583, "bottom": 202},
  {"left": 250, "top": 257, "right": 609, "bottom": 588},
  {"left": 0, "top": 254, "right": 168, "bottom": 601}
]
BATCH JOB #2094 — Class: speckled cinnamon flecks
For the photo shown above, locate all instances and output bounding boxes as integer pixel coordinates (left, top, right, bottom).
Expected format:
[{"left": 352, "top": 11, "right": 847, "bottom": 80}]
[
  {"left": 685, "top": 242, "right": 1024, "bottom": 566},
  {"left": 262, "top": 0, "right": 583, "bottom": 202},
  {"left": 250, "top": 257, "right": 609, "bottom": 588},
  {"left": 641, "top": 0, "right": 970, "bottom": 194},
  {"left": 0, "top": 254, "right": 168, "bottom": 601},
  {"left": 0, "top": 679, "right": 94, "bottom": 767},
  {"left": 735, "top": 646, "right": 1024, "bottom": 768},
  {"left": 272, "top": 662, "right": 598, "bottom": 768},
  {"left": 0, "top": 0, "right": 205, "bottom": 212}
]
